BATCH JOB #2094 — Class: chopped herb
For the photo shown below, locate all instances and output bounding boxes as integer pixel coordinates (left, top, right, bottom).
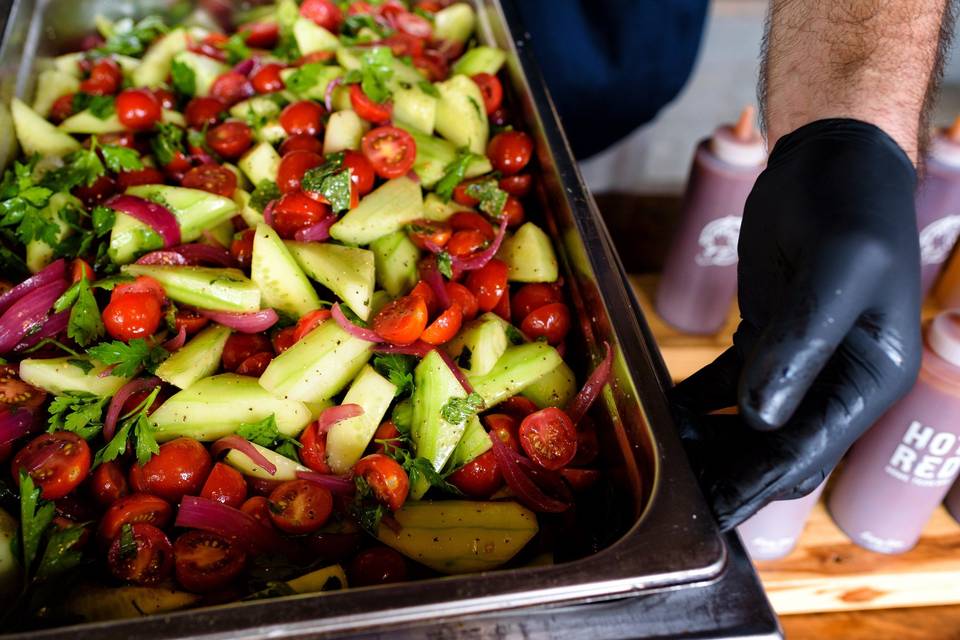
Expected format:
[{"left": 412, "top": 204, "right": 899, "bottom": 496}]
[
  {"left": 457, "top": 346, "right": 472, "bottom": 370},
  {"left": 95, "top": 386, "right": 161, "bottom": 466},
  {"left": 151, "top": 122, "right": 185, "bottom": 167},
  {"left": 236, "top": 414, "right": 302, "bottom": 462},
  {"left": 249, "top": 180, "right": 281, "bottom": 213},
  {"left": 372, "top": 353, "right": 416, "bottom": 397},
  {"left": 47, "top": 392, "right": 109, "bottom": 439},
  {"left": 301, "top": 153, "right": 352, "bottom": 213},
  {"left": 440, "top": 392, "right": 484, "bottom": 424},
  {"left": 341, "top": 14, "right": 383, "bottom": 44},
  {"left": 71, "top": 93, "right": 116, "bottom": 119},
  {"left": 17, "top": 472, "right": 55, "bottom": 576},
  {"left": 91, "top": 274, "right": 134, "bottom": 291},
  {"left": 342, "top": 46, "right": 395, "bottom": 104},
  {"left": 436, "top": 251, "right": 453, "bottom": 278},
  {"left": 170, "top": 59, "right": 197, "bottom": 98},
  {"left": 100, "top": 144, "right": 143, "bottom": 173},
  {"left": 284, "top": 62, "right": 327, "bottom": 95},
  {"left": 53, "top": 277, "right": 104, "bottom": 347},
  {"left": 505, "top": 325, "right": 525, "bottom": 345},
  {"left": 65, "top": 358, "right": 94, "bottom": 374},
  {"left": 272, "top": 28, "right": 301, "bottom": 63},
  {"left": 92, "top": 205, "right": 116, "bottom": 237},
  {"left": 465, "top": 178, "right": 508, "bottom": 218},
  {"left": 391, "top": 399, "right": 412, "bottom": 434},
  {"left": 0, "top": 159, "right": 56, "bottom": 246},
  {"left": 35, "top": 523, "right": 84, "bottom": 580},
  {"left": 435, "top": 148, "right": 479, "bottom": 201},
  {"left": 97, "top": 15, "right": 168, "bottom": 57},
  {"left": 417, "top": 80, "right": 440, "bottom": 98},
  {"left": 116, "top": 523, "right": 138, "bottom": 561},
  {"left": 352, "top": 476, "right": 386, "bottom": 533},
  {"left": 86, "top": 338, "right": 169, "bottom": 378},
  {"left": 379, "top": 441, "right": 462, "bottom": 496},
  {"left": 223, "top": 32, "right": 252, "bottom": 66}
]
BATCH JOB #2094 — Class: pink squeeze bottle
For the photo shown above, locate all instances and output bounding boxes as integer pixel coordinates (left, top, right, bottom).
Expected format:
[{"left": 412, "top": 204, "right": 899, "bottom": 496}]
[
  {"left": 916, "top": 117, "right": 960, "bottom": 297},
  {"left": 655, "top": 107, "right": 766, "bottom": 335},
  {"left": 828, "top": 310, "right": 960, "bottom": 554},
  {"left": 738, "top": 478, "right": 827, "bottom": 561}
]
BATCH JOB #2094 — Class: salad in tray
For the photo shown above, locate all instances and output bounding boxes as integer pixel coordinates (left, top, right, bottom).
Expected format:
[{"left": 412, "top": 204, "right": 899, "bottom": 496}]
[{"left": 0, "top": 0, "right": 613, "bottom": 627}]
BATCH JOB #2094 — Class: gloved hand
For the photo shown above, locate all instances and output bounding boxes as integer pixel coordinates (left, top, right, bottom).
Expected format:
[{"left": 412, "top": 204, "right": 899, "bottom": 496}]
[{"left": 671, "top": 118, "right": 922, "bottom": 531}]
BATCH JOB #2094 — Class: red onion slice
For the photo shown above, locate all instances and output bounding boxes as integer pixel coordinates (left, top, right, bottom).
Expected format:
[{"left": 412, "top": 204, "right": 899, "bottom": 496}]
[
  {"left": 104, "top": 377, "right": 161, "bottom": 441},
  {"left": 0, "top": 280, "right": 68, "bottom": 354},
  {"left": 294, "top": 215, "right": 336, "bottom": 242},
  {"left": 405, "top": 169, "right": 420, "bottom": 184},
  {"left": 198, "top": 308, "right": 279, "bottom": 333},
  {"left": 176, "top": 495, "right": 283, "bottom": 553},
  {"left": 314, "top": 403, "right": 364, "bottom": 434},
  {"left": 489, "top": 431, "right": 569, "bottom": 513},
  {"left": 107, "top": 195, "right": 181, "bottom": 248},
  {"left": 450, "top": 215, "right": 509, "bottom": 271},
  {"left": 263, "top": 199, "right": 277, "bottom": 228},
  {"left": 296, "top": 470, "right": 356, "bottom": 494},
  {"left": 211, "top": 436, "right": 277, "bottom": 475},
  {"left": 163, "top": 326, "right": 188, "bottom": 351},
  {"left": 232, "top": 57, "right": 258, "bottom": 77},
  {"left": 419, "top": 256, "right": 451, "bottom": 309},
  {"left": 0, "top": 407, "right": 37, "bottom": 447},
  {"left": 324, "top": 77, "right": 343, "bottom": 112},
  {"left": 436, "top": 348, "right": 473, "bottom": 394},
  {"left": 13, "top": 310, "right": 70, "bottom": 352},
  {"left": 566, "top": 341, "right": 613, "bottom": 425},
  {"left": 172, "top": 243, "right": 237, "bottom": 267},
  {"left": 0, "top": 259, "right": 65, "bottom": 316},
  {"left": 136, "top": 250, "right": 190, "bottom": 266},
  {"left": 372, "top": 341, "right": 434, "bottom": 357},
  {"left": 331, "top": 303, "right": 383, "bottom": 343}
]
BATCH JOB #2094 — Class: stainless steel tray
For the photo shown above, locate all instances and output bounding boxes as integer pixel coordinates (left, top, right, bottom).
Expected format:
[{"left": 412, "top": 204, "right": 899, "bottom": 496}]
[{"left": 0, "top": 0, "right": 729, "bottom": 637}]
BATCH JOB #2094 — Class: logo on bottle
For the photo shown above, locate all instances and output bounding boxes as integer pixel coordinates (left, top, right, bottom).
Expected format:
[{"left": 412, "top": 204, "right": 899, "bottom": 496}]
[
  {"left": 885, "top": 420, "right": 960, "bottom": 487},
  {"left": 919, "top": 215, "right": 960, "bottom": 265},
  {"left": 694, "top": 216, "right": 741, "bottom": 267}
]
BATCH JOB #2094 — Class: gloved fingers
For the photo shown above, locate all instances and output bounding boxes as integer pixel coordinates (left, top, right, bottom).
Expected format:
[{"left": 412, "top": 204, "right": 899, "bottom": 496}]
[
  {"left": 737, "top": 241, "right": 886, "bottom": 432},
  {"left": 670, "top": 346, "right": 741, "bottom": 415}
]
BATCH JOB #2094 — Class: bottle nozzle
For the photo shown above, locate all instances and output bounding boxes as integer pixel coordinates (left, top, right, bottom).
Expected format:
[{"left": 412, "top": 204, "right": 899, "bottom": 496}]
[
  {"left": 947, "top": 115, "right": 960, "bottom": 143},
  {"left": 733, "top": 106, "right": 756, "bottom": 142}
]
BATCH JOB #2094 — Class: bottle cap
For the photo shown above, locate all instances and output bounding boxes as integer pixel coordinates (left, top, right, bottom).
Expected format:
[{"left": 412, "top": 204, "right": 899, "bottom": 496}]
[
  {"left": 929, "top": 116, "right": 960, "bottom": 168},
  {"left": 709, "top": 106, "right": 767, "bottom": 167},
  {"left": 928, "top": 310, "right": 960, "bottom": 367}
]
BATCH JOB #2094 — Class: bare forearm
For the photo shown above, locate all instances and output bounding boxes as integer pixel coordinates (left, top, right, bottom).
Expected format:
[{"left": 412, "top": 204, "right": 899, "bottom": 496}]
[{"left": 762, "top": 0, "right": 955, "bottom": 163}]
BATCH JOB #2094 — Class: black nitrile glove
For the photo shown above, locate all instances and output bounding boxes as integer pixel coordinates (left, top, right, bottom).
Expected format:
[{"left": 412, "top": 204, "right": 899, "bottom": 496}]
[{"left": 672, "top": 119, "right": 922, "bottom": 531}]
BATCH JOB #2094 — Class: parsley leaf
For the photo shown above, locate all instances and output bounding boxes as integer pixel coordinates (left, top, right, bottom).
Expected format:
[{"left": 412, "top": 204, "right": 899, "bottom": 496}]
[
  {"left": 66, "top": 358, "right": 94, "bottom": 373},
  {"left": 417, "top": 81, "right": 440, "bottom": 98},
  {"left": 378, "top": 440, "right": 462, "bottom": 496},
  {"left": 249, "top": 180, "right": 281, "bottom": 213},
  {"left": 95, "top": 386, "right": 161, "bottom": 466},
  {"left": 151, "top": 123, "right": 185, "bottom": 167},
  {"left": 436, "top": 251, "right": 453, "bottom": 278},
  {"left": 343, "top": 46, "right": 395, "bottom": 104},
  {"left": 92, "top": 205, "right": 116, "bottom": 236},
  {"left": 440, "top": 392, "right": 485, "bottom": 424},
  {"left": 54, "top": 277, "right": 104, "bottom": 347},
  {"left": 86, "top": 338, "right": 169, "bottom": 378},
  {"left": 98, "top": 15, "right": 168, "bottom": 57},
  {"left": 435, "top": 148, "right": 480, "bottom": 201},
  {"left": 133, "top": 413, "right": 160, "bottom": 465},
  {"left": 35, "top": 524, "right": 84, "bottom": 580},
  {"left": 301, "top": 153, "right": 353, "bottom": 213},
  {"left": 236, "top": 414, "right": 302, "bottom": 462},
  {"left": 17, "top": 472, "right": 55, "bottom": 575},
  {"left": 0, "top": 159, "right": 57, "bottom": 246},
  {"left": 170, "top": 59, "right": 197, "bottom": 97},
  {"left": 505, "top": 325, "right": 526, "bottom": 345},
  {"left": 101, "top": 145, "right": 143, "bottom": 173},
  {"left": 116, "top": 523, "right": 138, "bottom": 560},
  {"left": 223, "top": 32, "right": 252, "bottom": 65},
  {"left": 372, "top": 354, "right": 416, "bottom": 397},
  {"left": 284, "top": 63, "right": 326, "bottom": 95},
  {"left": 351, "top": 476, "right": 386, "bottom": 533},
  {"left": 465, "top": 179, "right": 509, "bottom": 218},
  {"left": 47, "top": 392, "right": 110, "bottom": 440},
  {"left": 457, "top": 346, "right": 472, "bottom": 370},
  {"left": 71, "top": 93, "right": 116, "bottom": 119}
]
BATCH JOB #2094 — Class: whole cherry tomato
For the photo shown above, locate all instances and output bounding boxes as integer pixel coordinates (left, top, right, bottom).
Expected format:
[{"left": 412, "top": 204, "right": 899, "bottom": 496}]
[
  {"left": 240, "top": 495, "right": 273, "bottom": 528},
  {"left": 102, "top": 292, "right": 163, "bottom": 342},
  {"left": 108, "top": 523, "right": 174, "bottom": 585},
  {"left": 354, "top": 453, "right": 409, "bottom": 511},
  {"left": 271, "top": 190, "right": 331, "bottom": 239},
  {"left": 174, "top": 530, "right": 247, "bottom": 593},
  {"left": 280, "top": 100, "right": 325, "bottom": 136},
  {"left": 153, "top": 88, "right": 177, "bottom": 110},
  {"left": 117, "top": 167, "right": 166, "bottom": 188},
  {"left": 116, "top": 89, "right": 162, "bottom": 131},
  {"left": 520, "top": 302, "right": 571, "bottom": 345},
  {"left": 210, "top": 71, "right": 253, "bottom": 106},
  {"left": 471, "top": 73, "right": 503, "bottom": 115},
  {"left": 342, "top": 149, "right": 375, "bottom": 196},
  {"left": 206, "top": 121, "right": 253, "bottom": 159},
  {"left": 487, "top": 131, "right": 533, "bottom": 175},
  {"left": 129, "top": 438, "right": 213, "bottom": 502},
  {"left": 185, "top": 97, "right": 226, "bottom": 129},
  {"left": 200, "top": 462, "right": 248, "bottom": 508},
  {"left": 448, "top": 450, "right": 501, "bottom": 499},
  {"left": 110, "top": 275, "right": 165, "bottom": 304},
  {"left": 371, "top": 295, "right": 429, "bottom": 345},
  {"left": 80, "top": 58, "right": 122, "bottom": 95},
  {"left": 280, "top": 134, "right": 324, "bottom": 156},
  {"left": 12, "top": 432, "right": 91, "bottom": 500},
  {"left": 230, "top": 228, "right": 255, "bottom": 269},
  {"left": 518, "top": 408, "right": 577, "bottom": 470},
  {"left": 511, "top": 283, "right": 563, "bottom": 324},
  {"left": 407, "top": 219, "right": 452, "bottom": 251},
  {"left": 300, "top": 0, "right": 343, "bottom": 31},
  {"left": 499, "top": 173, "right": 532, "bottom": 197},
  {"left": 348, "top": 547, "right": 407, "bottom": 587},
  {"left": 277, "top": 150, "right": 323, "bottom": 193},
  {"left": 349, "top": 84, "right": 392, "bottom": 125},
  {"left": 88, "top": 460, "right": 129, "bottom": 508},
  {"left": 465, "top": 259, "right": 509, "bottom": 312},
  {"left": 484, "top": 413, "right": 520, "bottom": 452},
  {"left": 268, "top": 479, "right": 333, "bottom": 534},
  {"left": 242, "top": 22, "right": 280, "bottom": 48},
  {"left": 452, "top": 182, "right": 479, "bottom": 207},
  {"left": 298, "top": 420, "right": 332, "bottom": 473},
  {"left": 445, "top": 282, "right": 478, "bottom": 321},
  {"left": 221, "top": 333, "right": 273, "bottom": 371},
  {"left": 251, "top": 63, "right": 285, "bottom": 94}
]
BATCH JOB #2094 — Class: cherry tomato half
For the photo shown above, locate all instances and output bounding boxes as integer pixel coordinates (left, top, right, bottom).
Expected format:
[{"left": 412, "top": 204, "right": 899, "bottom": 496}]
[
  {"left": 277, "top": 150, "right": 323, "bottom": 193},
  {"left": 111, "top": 275, "right": 165, "bottom": 304},
  {"left": 129, "top": 438, "right": 213, "bottom": 503},
  {"left": 354, "top": 454, "right": 409, "bottom": 512},
  {"left": 206, "top": 121, "right": 253, "bottom": 160},
  {"left": 518, "top": 408, "right": 577, "bottom": 471},
  {"left": 185, "top": 97, "right": 226, "bottom": 129},
  {"left": 342, "top": 149, "right": 375, "bottom": 196},
  {"left": 89, "top": 460, "right": 129, "bottom": 508},
  {"left": 271, "top": 190, "right": 330, "bottom": 239},
  {"left": 235, "top": 351, "right": 272, "bottom": 376},
  {"left": 242, "top": 22, "right": 280, "bottom": 49},
  {"left": 348, "top": 546, "right": 407, "bottom": 587},
  {"left": 210, "top": 71, "right": 253, "bottom": 106},
  {"left": 230, "top": 228, "right": 255, "bottom": 269},
  {"left": 108, "top": 523, "right": 174, "bottom": 585},
  {"left": 174, "top": 309, "right": 210, "bottom": 336},
  {"left": 293, "top": 308, "right": 332, "bottom": 342},
  {"left": 371, "top": 420, "right": 401, "bottom": 455},
  {"left": 116, "top": 89, "right": 162, "bottom": 132},
  {"left": 452, "top": 182, "right": 479, "bottom": 207},
  {"left": 471, "top": 73, "right": 503, "bottom": 115},
  {"left": 465, "top": 259, "right": 508, "bottom": 312},
  {"left": 69, "top": 258, "right": 94, "bottom": 283},
  {"left": 448, "top": 450, "right": 501, "bottom": 499},
  {"left": 222, "top": 333, "right": 273, "bottom": 371},
  {"left": 497, "top": 396, "right": 538, "bottom": 419},
  {"left": 511, "top": 283, "right": 563, "bottom": 324},
  {"left": 240, "top": 496, "right": 273, "bottom": 528},
  {"left": 409, "top": 280, "right": 437, "bottom": 316},
  {"left": 268, "top": 479, "right": 333, "bottom": 534},
  {"left": 502, "top": 195, "right": 525, "bottom": 227},
  {"left": 499, "top": 173, "right": 533, "bottom": 197},
  {"left": 200, "top": 463, "right": 248, "bottom": 508},
  {"left": 117, "top": 167, "right": 166, "bottom": 188},
  {"left": 407, "top": 219, "right": 452, "bottom": 251},
  {"left": 280, "top": 133, "right": 324, "bottom": 156},
  {"left": 371, "top": 295, "right": 429, "bottom": 345},
  {"left": 0, "top": 364, "right": 46, "bottom": 413},
  {"left": 272, "top": 326, "right": 297, "bottom": 353},
  {"left": 98, "top": 494, "right": 173, "bottom": 545},
  {"left": 299, "top": 420, "right": 332, "bottom": 474},
  {"left": 280, "top": 100, "right": 325, "bottom": 136},
  {"left": 12, "top": 432, "right": 90, "bottom": 500},
  {"left": 349, "top": 84, "right": 392, "bottom": 125},
  {"left": 251, "top": 62, "right": 285, "bottom": 94},
  {"left": 446, "top": 229, "right": 487, "bottom": 258},
  {"left": 419, "top": 302, "right": 462, "bottom": 345},
  {"left": 181, "top": 163, "right": 238, "bottom": 197},
  {"left": 80, "top": 58, "right": 122, "bottom": 95},
  {"left": 520, "top": 302, "right": 571, "bottom": 345},
  {"left": 102, "top": 292, "right": 162, "bottom": 342},
  {"left": 487, "top": 131, "right": 533, "bottom": 176},
  {"left": 174, "top": 530, "right": 248, "bottom": 593},
  {"left": 73, "top": 174, "right": 117, "bottom": 206},
  {"left": 449, "top": 211, "right": 495, "bottom": 240},
  {"left": 361, "top": 126, "right": 416, "bottom": 180},
  {"left": 300, "top": 0, "right": 343, "bottom": 31},
  {"left": 445, "top": 282, "right": 478, "bottom": 320}
]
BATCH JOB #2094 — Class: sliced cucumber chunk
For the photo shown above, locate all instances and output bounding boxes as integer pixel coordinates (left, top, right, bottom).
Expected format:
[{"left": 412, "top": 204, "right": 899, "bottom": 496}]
[
  {"left": 323, "top": 110, "right": 367, "bottom": 154},
  {"left": 330, "top": 177, "right": 423, "bottom": 246},
  {"left": 286, "top": 241, "right": 375, "bottom": 320},
  {"left": 133, "top": 28, "right": 190, "bottom": 88},
  {"left": 467, "top": 342, "right": 563, "bottom": 408},
  {"left": 498, "top": 222, "right": 559, "bottom": 282},
  {"left": 423, "top": 192, "right": 471, "bottom": 222},
  {"left": 234, "top": 189, "right": 265, "bottom": 228},
  {"left": 521, "top": 361, "right": 577, "bottom": 409},
  {"left": 229, "top": 96, "right": 282, "bottom": 122},
  {"left": 392, "top": 86, "right": 437, "bottom": 134},
  {"left": 172, "top": 50, "right": 230, "bottom": 97},
  {"left": 252, "top": 224, "right": 322, "bottom": 319},
  {"left": 123, "top": 265, "right": 262, "bottom": 312},
  {"left": 226, "top": 442, "right": 310, "bottom": 481},
  {"left": 452, "top": 46, "right": 507, "bottom": 77},
  {"left": 325, "top": 365, "right": 397, "bottom": 474},
  {"left": 444, "top": 312, "right": 510, "bottom": 377},
  {"left": 280, "top": 65, "right": 344, "bottom": 101},
  {"left": 256, "top": 120, "right": 287, "bottom": 145},
  {"left": 155, "top": 325, "right": 232, "bottom": 389},
  {"left": 370, "top": 231, "right": 420, "bottom": 297},
  {"left": 293, "top": 17, "right": 340, "bottom": 54},
  {"left": 401, "top": 126, "right": 491, "bottom": 188},
  {"left": 58, "top": 110, "right": 125, "bottom": 135},
  {"left": 238, "top": 142, "right": 281, "bottom": 186},
  {"left": 434, "top": 75, "right": 488, "bottom": 155},
  {"left": 19, "top": 357, "right": 129, "bottom": 396},
  {"left": 445, "top": 415, "right": 491, "bottom": 471},
  {"left": 433, "top": 4, "right": 476, "bottom": 43},
  {"left": 32, "top": 70, "right": 79, "bottom": 118},
  {"left": 11, "top": 98, "right": 80, "bottom": 157}
]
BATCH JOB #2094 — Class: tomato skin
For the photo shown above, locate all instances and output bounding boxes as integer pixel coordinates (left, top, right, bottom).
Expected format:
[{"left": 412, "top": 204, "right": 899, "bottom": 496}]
[
  {"left": 70, "top": 258, "right": 94, "bottom": 284},
  {"left": 349, "top": 84, "right": 392, "bottom": 124},
  {"left": 382, "top": 32, "right": 424, "bottom": 59},
  {"left": 240, "top": 496, "right": 273, "bottom": 528},
  {"left": 354, "top": 454, "right": 409, "bottom": 511},
  {"left": 12, "top": 432, "right": 91, "bottom": 500},
  {"left": 502, "top": 196, "right": 525, "bottom": 227},
  {"left": 89, "top": 460, "right": 129, "bottom": 508},
  {"left": 268, "top": 479, "right": 333, "bottom": 534},
  {"left": 111, "top": 275, "right": 166, "bottom": 304},
  {"left": 102, "top": 292, "right": 163, "bottom": 342},
  {"left": 277, "top": 150, "right": 323, "bottom": 193},
  {"left": 520, "top": 302, "right": 571, "bottom": 345},
  {"left": 272, "top": 190, "right": 331, "bottom": 239},
  {"left": 210, "top": 71, "right": 254, "bottom": 106},
  {"left": 445, "top": 282, "right": 478, "bottom": 320},
  {"left": 499, "top": 173, "right": 532, "bottom": 197},
  {"left": 73, "top": 174, "right": 117, "bottom": 206},
  {"left": 230, "top": 228, "right": 255, "bottom": 269},
  {"left": 280, "top": 100, "right": 325, "bottom": 136},
  {"left": 449, "top": 211, "right": 495, "bottom": 239},
  {"left": 492, "top": 284, "right": 511, "bottom": 321},
  {"left": 293, "top": 309, "right": 332, "bottom": 342},
  {"left": 242, "top": 22, "right": 280, "bottom": 48},
  {"left": 372, "top": 295, "right": 429, "bottom": 345},
  {"left": 280, "top": 134, "right": 324, "bottom": 156},
  {"left": 511, "top": 283, "right": 563, "bottom": 324},
  {"left": 361, "top": 126, "right": 416, "bottom": 179},
  {"left": 117, "top": 167, "right": 166, "bottom": 188},
  {"left": 108, "top": 523, "right": 174, "bottom": 585},
  {"left": 452, "top": 182, "right": 480, "bottom": 207},
  {"left": 471, "top": 73, "right": 503, "bottom": 115},
  {"left": 200, "top": 463, "right": 248, "bottom": 508},
  {"left": 497, "top": 396, "right": 538, "bottom": 420},
  {"left": 518, "top": 408, "right": 577, "bottom": 470},
  {"left": 487, "top": 131, "right": 533, "bottom": 175},
  {"left": 407, "top": 219, "right": 452, "bottom": 251},
  {"left": 420, "top": 303, "right": 463, "bottom": 345},
  {"left": 235, "top": 351, "right": 272, "bottom": 376},
  {"left": 181, "top": 164, "right": 238, "bottom": 197},
  {"left": 98, "top": 494, "right": 173, "bottom": 545},
  {"left": 206, "top": 121, "right": 253, "bottom": 159},
  {"left": 270, "top": 327, "right": 296, "bottom": 354},
  {"left": 174, "top": 309, "right": 209, "bottom": 336},
  {"left": 348, "top": 547, "right": 407, "bottom": 587},
  {"left": 116, "top": 89, "right": 162, "bottom": 131},
  {"left": 446, "top": 229, "right": 488, "bottom": 258},
  {"left": 342, "top": 150, "right": 375, "bottom": 196},
  {"left": 222, "top": 333, "right": 273, "bottom": 371},
  {"left": 371, "top": 420, "right": 401, "bottom": 455},
  {"left": 299, "top": 421, "right": 332, "bottom": 473},
  {"left": 484, "top": 413, "right": 520, "bottom": 452},
  {"left": 251, "top": 62, "right": 285, "bottom": 94},
  {"left": 153, "top": 88, "right": 176, "bottom": 110},
  {"left": 448, "top": 450, "right": 501, "bottom": 499},
  {"left": 300, "top": 0, "right": 343, "bottom": 31},
  {"left": 185, "top": 97, "right": 226, "bottom": 129},
  {"left": 465, "top": 259, "right": 509, "bottom": 312},
  {"left": 80, "top": 58, "right": 122, "bottom": 95},
  {"left": 129, "top": 438, "right": 213, "bottom": 503},
  {"left": 409, "top": 280, "right": 437, "bottom": 316},
  {"left": 174, "top": 530, "right": 248, "bottom": 593},
  {"left": 0, "top": 364, "right": 45, "bottom": 414},
  {"left": 561, "top": 468, "right": 601, "bottom": 492},
  {"left": 50, "top": 93, "right": 76, "bottom": 123}
]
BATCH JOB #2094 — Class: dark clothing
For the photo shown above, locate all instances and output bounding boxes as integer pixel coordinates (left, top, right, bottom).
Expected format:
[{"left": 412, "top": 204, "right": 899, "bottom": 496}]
[{"left": 516, "top": 0, "right": 709, "bottom": 159}]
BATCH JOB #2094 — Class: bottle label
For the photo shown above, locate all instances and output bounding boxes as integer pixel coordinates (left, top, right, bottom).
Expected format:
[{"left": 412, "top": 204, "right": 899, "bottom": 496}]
[
  {"left": 884, "top": 420, "right": 960, "bottom": 487},
  {"left": 694, "top": 215, "right": 741, "bottom": 267},
  {"left": 919, "top": 215, "right": 960, "bottom": 265}
]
